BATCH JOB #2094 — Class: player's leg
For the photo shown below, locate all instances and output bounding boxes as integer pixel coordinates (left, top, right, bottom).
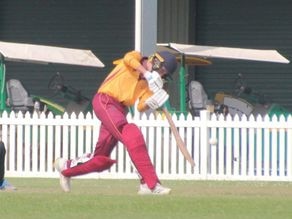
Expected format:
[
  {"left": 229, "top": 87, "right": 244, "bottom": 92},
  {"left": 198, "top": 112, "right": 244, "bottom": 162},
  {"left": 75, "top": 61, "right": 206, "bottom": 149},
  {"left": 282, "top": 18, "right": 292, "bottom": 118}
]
[
  {"left": 0, "top": 141, "right": 16, "bottom": 191},
  {"left": 54, "top": 126, "right": 117, "bottom": 192},
  {"left": 121, "top": 123, "right": 171, "bottom": 195},
  {"left": 54, "top": 93, "right": 126, "bottom": 192},
  {"left": 0, "top": 142, "right": 5, "bottom": 184},
  {"left": 94, "top": 93, "right": 170, "bottom": 194},
  {"left": 93, "top": 123, "right": 121, "bottom": 156},
  {"left": 60, "top": 93, "right": 126, "bottom": 178}
]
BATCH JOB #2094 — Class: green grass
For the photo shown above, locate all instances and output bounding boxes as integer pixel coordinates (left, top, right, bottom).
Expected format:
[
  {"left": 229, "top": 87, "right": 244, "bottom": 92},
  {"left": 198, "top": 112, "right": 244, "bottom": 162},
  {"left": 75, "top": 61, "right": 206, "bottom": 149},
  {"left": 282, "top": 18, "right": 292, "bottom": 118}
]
[{"left": 1, "top": 178, "right": 292, "bottom": 219}]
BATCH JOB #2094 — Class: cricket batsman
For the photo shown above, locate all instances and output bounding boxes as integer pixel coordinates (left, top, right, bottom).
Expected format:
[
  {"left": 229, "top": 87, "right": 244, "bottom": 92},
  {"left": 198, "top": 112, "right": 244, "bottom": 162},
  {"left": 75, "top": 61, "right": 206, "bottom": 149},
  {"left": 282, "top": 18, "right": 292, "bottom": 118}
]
[{"left": 54, "top": 50, "right": 177, "bottom": 195}]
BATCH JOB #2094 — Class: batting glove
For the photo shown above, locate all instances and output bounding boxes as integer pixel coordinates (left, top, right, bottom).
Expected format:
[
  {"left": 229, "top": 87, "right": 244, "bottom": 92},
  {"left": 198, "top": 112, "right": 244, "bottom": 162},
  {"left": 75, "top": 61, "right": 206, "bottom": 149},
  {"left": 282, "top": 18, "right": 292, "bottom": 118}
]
[
  {"left": 145, "top": 89, "right": 169, "bottom": 110},
  {"left": 144, "top": 71, "right": 163, "bottom": 93}
]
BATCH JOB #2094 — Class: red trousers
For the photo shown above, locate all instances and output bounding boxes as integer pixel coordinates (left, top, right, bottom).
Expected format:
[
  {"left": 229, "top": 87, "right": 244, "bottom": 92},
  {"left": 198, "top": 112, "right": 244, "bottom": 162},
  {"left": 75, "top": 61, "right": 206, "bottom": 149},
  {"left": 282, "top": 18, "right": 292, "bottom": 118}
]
[{"left": 63, "top": 93, "right": 159, "bottom": 189}]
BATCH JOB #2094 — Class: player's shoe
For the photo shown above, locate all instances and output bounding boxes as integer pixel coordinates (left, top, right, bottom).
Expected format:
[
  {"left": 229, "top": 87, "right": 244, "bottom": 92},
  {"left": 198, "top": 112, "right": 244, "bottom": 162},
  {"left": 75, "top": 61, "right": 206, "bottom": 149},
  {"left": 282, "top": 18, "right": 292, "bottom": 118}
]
[
  {"left": 54, "top": 157, "right": 71, "bottom": 192},
  {"left": 0, "top": 179, "right": 16, "bottom": 191},
  {"left": 138, "top": 183, "right": 171, "bottom": 195}
]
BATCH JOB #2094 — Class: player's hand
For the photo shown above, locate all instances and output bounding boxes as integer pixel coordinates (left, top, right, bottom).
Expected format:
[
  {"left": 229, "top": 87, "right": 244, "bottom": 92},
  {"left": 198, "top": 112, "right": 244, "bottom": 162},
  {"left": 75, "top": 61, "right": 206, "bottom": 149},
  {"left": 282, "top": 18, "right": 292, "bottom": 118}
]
[
  {"left": 144, "top": 71, "right": 163, "bottom": 93},
  {"left": 145, "top": 89, "right": 169, "bottom": 110}
]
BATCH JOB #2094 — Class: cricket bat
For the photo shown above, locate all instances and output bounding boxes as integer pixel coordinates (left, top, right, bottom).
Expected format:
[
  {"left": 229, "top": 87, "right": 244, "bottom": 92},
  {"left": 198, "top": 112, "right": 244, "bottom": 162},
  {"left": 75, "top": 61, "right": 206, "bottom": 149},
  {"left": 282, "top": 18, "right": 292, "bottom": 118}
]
[{"left": 162, "top": 108, "right": 195, "bottom": 167}]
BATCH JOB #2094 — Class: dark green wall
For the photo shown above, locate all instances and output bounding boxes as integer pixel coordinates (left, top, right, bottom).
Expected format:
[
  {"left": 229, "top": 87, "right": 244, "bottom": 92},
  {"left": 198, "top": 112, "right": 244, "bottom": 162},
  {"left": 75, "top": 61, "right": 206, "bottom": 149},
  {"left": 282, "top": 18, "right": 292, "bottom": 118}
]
[
  {"left": 195, "top": 0, "right": 292, "bottom": 110},
  {"left": 3, "top": 0, "right": 291, "bottom": 112},
  {"left": 0, "top": 0, "right": 135, "bottom": 106}
]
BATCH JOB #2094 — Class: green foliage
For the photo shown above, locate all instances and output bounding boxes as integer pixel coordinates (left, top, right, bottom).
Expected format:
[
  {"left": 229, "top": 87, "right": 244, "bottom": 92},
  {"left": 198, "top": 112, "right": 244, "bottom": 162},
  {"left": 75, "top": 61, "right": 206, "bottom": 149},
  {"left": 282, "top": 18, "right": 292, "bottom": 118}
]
[{"left": 1, "top": 178, "right": 292, "bottom": 219}]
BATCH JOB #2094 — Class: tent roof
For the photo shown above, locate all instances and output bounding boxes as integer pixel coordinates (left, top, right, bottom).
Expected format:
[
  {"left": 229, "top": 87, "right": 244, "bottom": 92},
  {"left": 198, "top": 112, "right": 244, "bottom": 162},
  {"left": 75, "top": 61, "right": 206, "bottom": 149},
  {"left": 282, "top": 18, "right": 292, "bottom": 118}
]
[
  {"left": 157, "top": 43, "right": 290, "bottom": 64},
  {"left": 0, "top": 41, "right": 104, "bottom": 67}
]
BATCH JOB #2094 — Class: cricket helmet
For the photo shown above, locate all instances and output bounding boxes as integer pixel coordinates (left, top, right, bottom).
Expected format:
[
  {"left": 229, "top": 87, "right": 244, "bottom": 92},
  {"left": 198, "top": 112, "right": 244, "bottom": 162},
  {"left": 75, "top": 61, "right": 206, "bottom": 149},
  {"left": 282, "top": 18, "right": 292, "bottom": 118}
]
[{"left": 150, "top": 51, "right": 177, "bottom": 79}]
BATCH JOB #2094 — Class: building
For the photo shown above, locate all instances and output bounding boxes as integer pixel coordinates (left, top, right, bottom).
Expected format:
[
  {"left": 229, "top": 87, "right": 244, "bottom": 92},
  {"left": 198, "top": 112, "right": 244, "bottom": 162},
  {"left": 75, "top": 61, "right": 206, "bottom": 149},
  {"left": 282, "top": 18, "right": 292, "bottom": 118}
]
[{"left": 1, "top": 0, "right": 291, "bottom": 111}]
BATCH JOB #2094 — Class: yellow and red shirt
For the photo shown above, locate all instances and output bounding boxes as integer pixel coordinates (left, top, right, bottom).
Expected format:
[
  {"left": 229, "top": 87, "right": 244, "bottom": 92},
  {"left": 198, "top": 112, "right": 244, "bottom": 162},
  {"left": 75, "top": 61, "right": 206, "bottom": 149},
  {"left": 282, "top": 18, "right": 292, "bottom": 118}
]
[{"left": 98, "top": 50, "right": 153, "bottom": 112}]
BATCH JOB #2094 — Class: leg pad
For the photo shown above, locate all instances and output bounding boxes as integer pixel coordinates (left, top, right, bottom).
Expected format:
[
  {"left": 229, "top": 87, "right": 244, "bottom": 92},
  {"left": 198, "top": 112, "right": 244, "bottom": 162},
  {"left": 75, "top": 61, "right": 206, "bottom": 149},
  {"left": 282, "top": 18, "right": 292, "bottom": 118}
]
[{"left": 62, "top": 156, "right": 116, "bottom": 177}]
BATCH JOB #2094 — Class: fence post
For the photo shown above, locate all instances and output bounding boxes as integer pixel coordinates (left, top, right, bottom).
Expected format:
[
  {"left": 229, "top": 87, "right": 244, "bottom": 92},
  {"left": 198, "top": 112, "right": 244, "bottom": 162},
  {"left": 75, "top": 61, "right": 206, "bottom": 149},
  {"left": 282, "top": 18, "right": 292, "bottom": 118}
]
[{"left": 199, "top": 110, "right": 210, "bottom": 178}]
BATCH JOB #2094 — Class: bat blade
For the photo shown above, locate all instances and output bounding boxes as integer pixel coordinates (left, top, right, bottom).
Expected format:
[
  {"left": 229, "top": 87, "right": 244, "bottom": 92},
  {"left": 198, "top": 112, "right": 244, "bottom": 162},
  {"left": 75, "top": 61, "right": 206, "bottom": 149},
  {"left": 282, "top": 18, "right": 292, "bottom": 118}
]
[{"left": 162, "top": 108, "right": 195, "bottom": 167}]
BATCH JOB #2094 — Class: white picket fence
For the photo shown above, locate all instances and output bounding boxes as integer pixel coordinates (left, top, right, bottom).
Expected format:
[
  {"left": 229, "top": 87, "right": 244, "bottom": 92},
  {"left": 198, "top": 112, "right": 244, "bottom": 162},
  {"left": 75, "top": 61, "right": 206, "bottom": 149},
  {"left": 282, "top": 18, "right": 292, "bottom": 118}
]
[{"left": 2, "top": 110, "right": 292, "bottom": 181}]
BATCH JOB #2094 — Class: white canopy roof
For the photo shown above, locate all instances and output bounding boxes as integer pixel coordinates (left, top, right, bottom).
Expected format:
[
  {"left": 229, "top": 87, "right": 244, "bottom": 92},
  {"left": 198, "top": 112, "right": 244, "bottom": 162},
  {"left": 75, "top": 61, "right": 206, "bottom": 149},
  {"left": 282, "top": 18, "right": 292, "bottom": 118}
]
[
  {"left": 0, "top": 41, "right": 104, "bottom": 67},
  {"left": 158, "top": 43, "right": 290, "bottom": 64}
]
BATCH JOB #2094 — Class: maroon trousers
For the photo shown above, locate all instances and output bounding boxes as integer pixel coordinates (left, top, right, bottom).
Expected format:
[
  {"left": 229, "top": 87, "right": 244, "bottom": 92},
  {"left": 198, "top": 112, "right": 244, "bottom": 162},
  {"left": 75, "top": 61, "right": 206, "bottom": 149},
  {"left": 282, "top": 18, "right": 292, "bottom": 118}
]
[{"left": 62, "top": 93, "right": 159, "bottom": 189}]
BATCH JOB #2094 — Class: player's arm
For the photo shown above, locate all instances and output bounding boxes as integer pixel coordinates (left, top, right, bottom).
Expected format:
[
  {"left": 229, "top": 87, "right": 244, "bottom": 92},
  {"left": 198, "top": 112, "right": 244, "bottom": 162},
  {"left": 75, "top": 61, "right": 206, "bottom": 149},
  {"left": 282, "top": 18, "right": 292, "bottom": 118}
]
[{"left": 123, "top": 51, "right": 163, "bottom": 93}]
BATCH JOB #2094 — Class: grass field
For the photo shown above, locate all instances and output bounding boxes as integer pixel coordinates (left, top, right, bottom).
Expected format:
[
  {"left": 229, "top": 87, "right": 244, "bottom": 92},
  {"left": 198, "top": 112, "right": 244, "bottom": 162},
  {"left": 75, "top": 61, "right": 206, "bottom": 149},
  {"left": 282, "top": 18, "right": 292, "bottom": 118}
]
[{"left": 1, "top": 178, "right": 292, "bottom": 219}]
